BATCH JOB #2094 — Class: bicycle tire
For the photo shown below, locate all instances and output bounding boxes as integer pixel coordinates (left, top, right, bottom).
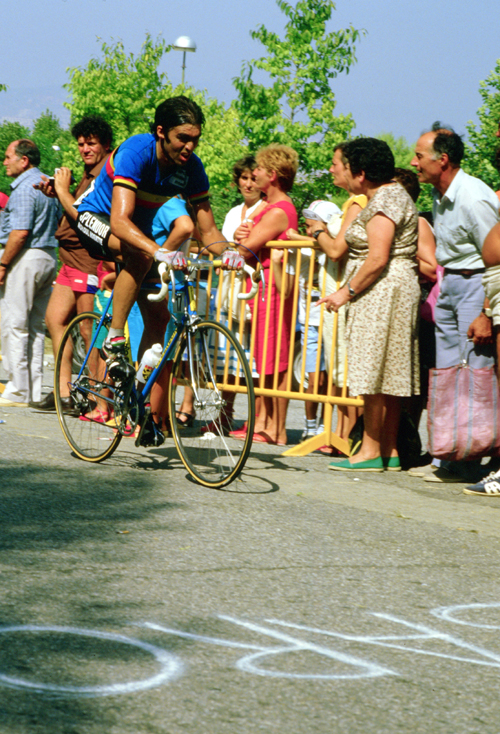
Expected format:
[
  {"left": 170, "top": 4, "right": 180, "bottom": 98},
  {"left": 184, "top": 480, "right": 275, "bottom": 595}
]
[
  {"left": 54, "top": 311, "right": 123, "bottom": 462},
  {"left": 169, "top": 320, "right": 255, "bottom": 488}
]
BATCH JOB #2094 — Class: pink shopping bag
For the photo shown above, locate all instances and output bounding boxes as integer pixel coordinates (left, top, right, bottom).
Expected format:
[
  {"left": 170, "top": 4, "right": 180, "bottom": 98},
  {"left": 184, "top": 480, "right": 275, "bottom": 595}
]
[{"left": 427, "top": 361, "right": 500, "bottom": 461}]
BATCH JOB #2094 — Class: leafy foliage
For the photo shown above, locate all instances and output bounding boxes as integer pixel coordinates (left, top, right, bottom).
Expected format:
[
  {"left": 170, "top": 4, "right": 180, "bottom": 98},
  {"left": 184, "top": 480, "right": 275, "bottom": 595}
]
[
  {"left": 377, "top": 133, "right": 414, "bottom": 169},
  {"left": 0, "top": 112, "right": 72, "bottom": 196},
  {"left": 0, "top": 121, "right": 30, "bottom": 195},
  {"left": 233, "top": 0, "right": 363, "bottom": 210},
  {"left": 464, "top": 59, "right": 500, "bottom": 191},
  {"left": 63, "top": 34, "right": 245, "bottom": 227},
  {"left": 32, "top": 110, "right": 73, "bottom": 176},
  {"left": 64, "top": 35, "right": 172, "bottom": 144}
]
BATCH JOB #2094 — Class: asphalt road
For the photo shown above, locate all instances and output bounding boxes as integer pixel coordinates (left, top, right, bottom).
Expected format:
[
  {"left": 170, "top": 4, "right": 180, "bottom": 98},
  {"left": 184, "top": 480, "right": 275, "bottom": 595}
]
[{"left": 2, "top": 359, "right": 500, "bottom": 733}]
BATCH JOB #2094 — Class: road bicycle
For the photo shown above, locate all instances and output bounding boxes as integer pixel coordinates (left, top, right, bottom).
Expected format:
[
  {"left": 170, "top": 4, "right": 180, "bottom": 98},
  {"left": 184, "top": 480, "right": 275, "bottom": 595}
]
[{"left": 54, "top": 257, "right": 261, "bottom": 488}]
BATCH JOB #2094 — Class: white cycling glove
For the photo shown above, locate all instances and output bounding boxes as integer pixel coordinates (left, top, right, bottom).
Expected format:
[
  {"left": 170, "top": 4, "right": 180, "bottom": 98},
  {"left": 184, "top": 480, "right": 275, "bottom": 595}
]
[
  {"left": 154, "top": 249, "right": 187, "bottom": 268},
  {"left": 221, "top": 250, "right": 244, "bottom": 269}
]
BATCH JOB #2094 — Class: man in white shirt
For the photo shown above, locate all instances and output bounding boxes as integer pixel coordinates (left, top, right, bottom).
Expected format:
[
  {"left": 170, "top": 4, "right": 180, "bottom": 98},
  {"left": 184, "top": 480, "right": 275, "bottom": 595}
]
[{"left": 411, "top": 124, "right": 500, "bottom": 482}]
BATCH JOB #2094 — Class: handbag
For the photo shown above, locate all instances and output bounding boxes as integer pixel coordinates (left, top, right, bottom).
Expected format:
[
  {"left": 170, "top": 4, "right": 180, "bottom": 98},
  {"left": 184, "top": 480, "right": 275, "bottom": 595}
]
[
  {"left": 420, "top": 265, "right": 444, "bottom": 323},
  {"left": 427, "top": 342, "right": 500, "bottom": 461}
]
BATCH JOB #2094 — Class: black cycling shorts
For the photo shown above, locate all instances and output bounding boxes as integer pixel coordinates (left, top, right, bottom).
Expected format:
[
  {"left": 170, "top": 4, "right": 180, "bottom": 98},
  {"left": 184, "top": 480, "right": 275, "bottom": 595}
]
[{"left": 76, "top": 210, "right": 114, "bottom": 261}]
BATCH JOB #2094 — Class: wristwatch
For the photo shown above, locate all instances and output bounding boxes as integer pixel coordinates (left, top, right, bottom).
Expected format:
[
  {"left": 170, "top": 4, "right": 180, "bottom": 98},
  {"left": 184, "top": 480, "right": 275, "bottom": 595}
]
[
  {"left": 482, "top": 307, "right": 493, "bottom": 318},
  {"left": 311, "top": 229, "right": 324, "bottom": 241},
  {"left": 347, "top": 281, "right": 357, "bottom": 298}
]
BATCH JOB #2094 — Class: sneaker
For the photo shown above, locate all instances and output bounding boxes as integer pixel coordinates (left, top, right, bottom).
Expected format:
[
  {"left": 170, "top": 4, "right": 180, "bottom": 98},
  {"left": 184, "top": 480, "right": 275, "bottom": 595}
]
[
  {"left": 464, "top": 469, "right": 500, "bottom": 496},
  {"left": 300, "top": 428, "right": 317, "bottom": 442}
]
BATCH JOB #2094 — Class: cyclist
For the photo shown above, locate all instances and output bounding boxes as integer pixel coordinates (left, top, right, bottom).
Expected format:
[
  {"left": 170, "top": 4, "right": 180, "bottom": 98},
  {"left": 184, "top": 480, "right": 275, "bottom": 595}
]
[{"left": 74, "top": 95, "right": 240, "bottom": 387}]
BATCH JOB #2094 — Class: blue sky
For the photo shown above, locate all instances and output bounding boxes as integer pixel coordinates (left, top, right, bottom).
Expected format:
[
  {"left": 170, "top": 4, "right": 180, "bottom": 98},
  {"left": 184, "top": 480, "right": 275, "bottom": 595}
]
[{"left": 1, "top": 0, "right": 499, "bottom": 145}]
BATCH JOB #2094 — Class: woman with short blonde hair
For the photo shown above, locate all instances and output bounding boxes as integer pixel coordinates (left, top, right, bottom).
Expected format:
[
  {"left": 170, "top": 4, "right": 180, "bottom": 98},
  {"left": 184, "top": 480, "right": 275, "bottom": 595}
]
[{"left": 231, "top": 144, "right": 299, "bottom": 446}]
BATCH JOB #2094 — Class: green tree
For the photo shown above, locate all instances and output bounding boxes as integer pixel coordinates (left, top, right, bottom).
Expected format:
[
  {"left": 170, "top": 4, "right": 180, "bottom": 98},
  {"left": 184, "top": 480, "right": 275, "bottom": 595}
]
[
  {"left": 464, "top": 59, "right": 500, "bottom": 191},
  {"left": 32, "top": 110, "right": 73, "bottom": 176},
  {"left": 233, "top": 0, "right": 363, "bottom": 209},
  {"left": 64, "top": 34, "right": 246, "bottom": 227},
  {"left": 378, "top": 132, "right": 414, "bottom": 169},
  {"left": 64, "top": 35, "right": 172, "bottom": 144},
  {"left": 0, "top": 121, "right": 30, "bottom": 195}
]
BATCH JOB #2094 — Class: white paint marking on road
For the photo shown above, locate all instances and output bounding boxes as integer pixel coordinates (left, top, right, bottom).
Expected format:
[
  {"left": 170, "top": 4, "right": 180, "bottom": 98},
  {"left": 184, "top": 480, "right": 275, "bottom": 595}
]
[
  {"left": 430, "top": 602, "right": 500, "bottom": 630},
  {"left": 138, "top": 621, "right": 267, "bottom": 652},
  {"left": 218, "top": 615, "right": 396, "bottom": 680},
  {"left": 0, "top": 625, "right": 182, "bottom": 697}
]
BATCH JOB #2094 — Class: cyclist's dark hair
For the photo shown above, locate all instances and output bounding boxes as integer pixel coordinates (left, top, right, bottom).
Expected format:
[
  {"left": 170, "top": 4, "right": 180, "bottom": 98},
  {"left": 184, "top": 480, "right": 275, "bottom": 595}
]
[
  {"left": 14, "top": 139, "right": 40, "bottom": 167},
  {"left": 71, "top": 115, "right": 113, "bottom": 148},
  {"left": 232, "top": 155, "right": 257, "bottom": 186},
  {"left": 393, "top": 167, "right": 421, "bottom": 203},
  {"left": 152, "top": 96, "right": 205, "bottom": 139},
  {"left": 429, "top": 121, "right": 464, "bottom": 166},
  {"left": 341, "top": 138, "right": 395, "bottom": 183}
]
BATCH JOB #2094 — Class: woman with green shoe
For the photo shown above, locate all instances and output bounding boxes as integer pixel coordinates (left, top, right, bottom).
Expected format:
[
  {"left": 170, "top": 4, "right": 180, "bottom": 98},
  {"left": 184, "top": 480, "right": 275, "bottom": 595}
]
[{"left": 318, "top": 138, "right": 420, "bottom": 473}]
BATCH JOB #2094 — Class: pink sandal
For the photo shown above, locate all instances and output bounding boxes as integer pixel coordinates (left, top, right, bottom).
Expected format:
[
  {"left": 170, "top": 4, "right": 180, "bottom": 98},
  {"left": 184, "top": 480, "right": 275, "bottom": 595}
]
[{"left": 79, "top": 410, "right": 109, "bottom": 424}]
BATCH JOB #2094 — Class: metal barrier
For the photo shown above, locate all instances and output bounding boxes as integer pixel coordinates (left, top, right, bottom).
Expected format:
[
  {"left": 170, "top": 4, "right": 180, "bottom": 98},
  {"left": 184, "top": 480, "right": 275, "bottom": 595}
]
[{"left": 192, "top": 241, "right": 363, "bottom": 457}]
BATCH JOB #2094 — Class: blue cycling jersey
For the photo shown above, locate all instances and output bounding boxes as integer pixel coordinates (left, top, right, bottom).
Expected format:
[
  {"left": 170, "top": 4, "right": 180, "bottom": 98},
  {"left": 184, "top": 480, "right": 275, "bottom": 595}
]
[{"left": 78, "top": 133, "right": 209, "bottom": 237}]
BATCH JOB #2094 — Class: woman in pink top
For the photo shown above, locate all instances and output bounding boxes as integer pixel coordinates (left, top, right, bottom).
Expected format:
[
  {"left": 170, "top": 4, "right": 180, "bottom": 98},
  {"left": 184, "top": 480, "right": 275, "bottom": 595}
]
[{"left": 233, "top": 144, "right": 298, "bottom": 446}]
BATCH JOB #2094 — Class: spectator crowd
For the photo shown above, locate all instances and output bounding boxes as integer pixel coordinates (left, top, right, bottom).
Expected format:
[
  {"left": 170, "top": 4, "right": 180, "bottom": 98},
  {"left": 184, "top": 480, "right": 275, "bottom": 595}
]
[{"left": 1, "top": 97, "right": 500, "bottom": 496}]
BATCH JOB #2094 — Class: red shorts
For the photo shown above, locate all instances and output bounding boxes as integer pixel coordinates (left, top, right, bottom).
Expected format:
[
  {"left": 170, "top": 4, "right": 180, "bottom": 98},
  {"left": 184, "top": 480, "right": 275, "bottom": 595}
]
[{"left": 56, "top": 264, "right": 99, "bottom": 294}]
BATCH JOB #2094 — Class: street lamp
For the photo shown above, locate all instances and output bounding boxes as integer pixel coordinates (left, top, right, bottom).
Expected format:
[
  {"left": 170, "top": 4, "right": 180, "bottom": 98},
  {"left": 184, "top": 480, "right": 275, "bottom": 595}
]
[{"left": 172, "top": 36, "right": 197, "bottom": 86}]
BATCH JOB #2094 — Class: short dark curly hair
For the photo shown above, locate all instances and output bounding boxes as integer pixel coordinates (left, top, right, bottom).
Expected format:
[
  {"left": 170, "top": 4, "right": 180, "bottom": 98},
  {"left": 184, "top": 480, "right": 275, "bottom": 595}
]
[
  {"left": 341, "top": 138, "right": 395, "bottom": 183},
  {"left": 393, "top": 167, "right": 421, "bottom": 203},
  {"left": 232, "top": 155, "right": 257, "bottom": 186},
  {"left": 71, "top": 115, "right": 113, "bottom": 148}
]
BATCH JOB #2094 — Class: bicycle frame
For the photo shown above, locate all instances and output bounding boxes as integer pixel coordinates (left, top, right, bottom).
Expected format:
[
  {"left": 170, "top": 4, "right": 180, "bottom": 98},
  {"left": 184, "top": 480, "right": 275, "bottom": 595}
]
[{"left": 70, "top": 268, "right": 217, "bottom": 432}]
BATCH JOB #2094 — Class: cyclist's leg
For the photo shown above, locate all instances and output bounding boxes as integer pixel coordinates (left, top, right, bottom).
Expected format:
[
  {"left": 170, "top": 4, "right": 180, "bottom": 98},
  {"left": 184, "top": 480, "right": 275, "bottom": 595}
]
[{"left": 107, "top": 240, "right": 153, "bottom": 332}]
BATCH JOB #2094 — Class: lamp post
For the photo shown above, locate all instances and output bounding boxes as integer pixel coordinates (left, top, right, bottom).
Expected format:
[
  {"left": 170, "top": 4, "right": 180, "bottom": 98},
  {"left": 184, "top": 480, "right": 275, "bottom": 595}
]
[{"left": 172, "top": 36, "right": 197, "bottom": 86}]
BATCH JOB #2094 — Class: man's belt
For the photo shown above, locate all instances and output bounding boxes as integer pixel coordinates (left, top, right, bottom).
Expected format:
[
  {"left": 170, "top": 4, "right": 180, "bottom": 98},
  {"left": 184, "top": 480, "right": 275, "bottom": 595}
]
[{"left": 443, "top": 267, "right": 485, "bottom": 277}]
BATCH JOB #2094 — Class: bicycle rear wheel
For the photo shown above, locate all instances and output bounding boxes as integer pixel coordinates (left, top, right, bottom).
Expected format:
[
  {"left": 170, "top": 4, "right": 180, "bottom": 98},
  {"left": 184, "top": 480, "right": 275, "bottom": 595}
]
[
  {"left": 54, "top": 311, "right": 123, "bottom": 462},
  {"left": 169, "top": 320, "right": 255, "bottom": 488}
]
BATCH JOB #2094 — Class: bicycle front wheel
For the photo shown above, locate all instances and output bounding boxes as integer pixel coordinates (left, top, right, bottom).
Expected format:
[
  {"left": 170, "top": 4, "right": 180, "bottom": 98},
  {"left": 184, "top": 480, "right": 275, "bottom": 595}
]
[
  {"left": 169, "top": 320, "right": 255, "bottom": 488},
  {"left": 54, "top": 311, "right": 123, "bottom": 462}
]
